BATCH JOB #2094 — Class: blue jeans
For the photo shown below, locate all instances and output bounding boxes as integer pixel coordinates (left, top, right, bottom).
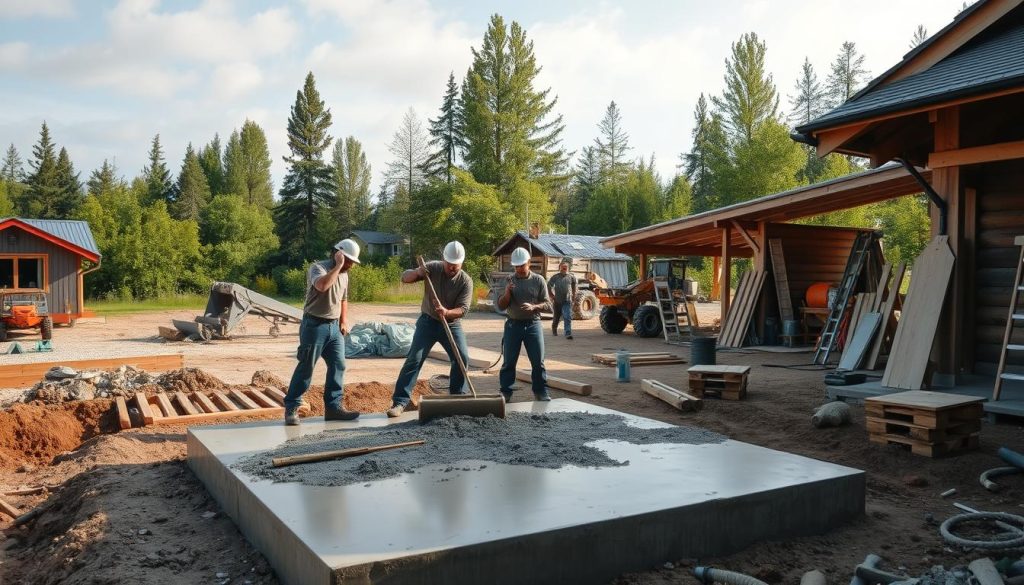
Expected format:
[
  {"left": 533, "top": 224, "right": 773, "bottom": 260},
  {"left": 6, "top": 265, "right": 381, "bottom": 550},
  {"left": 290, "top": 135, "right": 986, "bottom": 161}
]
[
  {"left": 285, "top": 315, "right": 346, "bottom": 411},
  {"left": 392, "top": 313, "right": 470, "bottom": 406},
  {"left": 499, "top": 319, "right": 547, "bottom": 395},
  {"left": 552, "top": 301, "right": 572, "bottom": 336}
]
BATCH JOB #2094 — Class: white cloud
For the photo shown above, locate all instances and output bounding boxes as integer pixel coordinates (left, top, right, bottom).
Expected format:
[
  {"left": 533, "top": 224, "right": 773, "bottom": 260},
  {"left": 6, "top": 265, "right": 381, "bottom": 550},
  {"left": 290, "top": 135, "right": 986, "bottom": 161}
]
[
  {"left": 0, "top": 42, "right": 29, "bottom": 69},
  {"left": 210, "top": 62, "right": 265, "bottom": 101},
  {"left": 0, "top": 0, "right": 74, "bottom": 19}
]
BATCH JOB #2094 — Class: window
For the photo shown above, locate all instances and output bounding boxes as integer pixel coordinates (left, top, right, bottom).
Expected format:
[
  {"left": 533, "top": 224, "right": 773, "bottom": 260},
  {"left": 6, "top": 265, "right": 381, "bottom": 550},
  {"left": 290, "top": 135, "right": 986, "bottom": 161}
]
[{"left": 0, "top": 255, "right": 46, "bottom": 290}]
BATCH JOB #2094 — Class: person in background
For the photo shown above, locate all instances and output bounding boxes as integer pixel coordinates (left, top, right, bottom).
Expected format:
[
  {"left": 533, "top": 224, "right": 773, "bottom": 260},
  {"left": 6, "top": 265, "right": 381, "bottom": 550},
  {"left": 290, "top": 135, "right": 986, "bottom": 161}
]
[
  {"left": 548, "top": 259, "right": 577, "bottom": 340},
  {"left": 497, "top": 246, "right": 551, "bottom": 402}
]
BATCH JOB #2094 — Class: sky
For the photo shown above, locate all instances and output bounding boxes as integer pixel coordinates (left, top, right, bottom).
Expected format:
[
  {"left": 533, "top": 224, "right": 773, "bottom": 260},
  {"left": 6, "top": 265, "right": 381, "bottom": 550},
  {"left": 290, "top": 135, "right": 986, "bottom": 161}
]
[{"left": 0, "top": 0, "right": 970, "bottom": 199}]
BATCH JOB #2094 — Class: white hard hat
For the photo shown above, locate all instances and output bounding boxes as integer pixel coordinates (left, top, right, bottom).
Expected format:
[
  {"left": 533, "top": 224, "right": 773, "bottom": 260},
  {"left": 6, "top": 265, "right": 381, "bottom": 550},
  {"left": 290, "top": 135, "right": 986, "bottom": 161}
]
[
  {"left": 443, "top": 241, "right": 466, "bottom": 264},
  {"left": 510, "top": 247, "right": 530, "bottom": 267},
  {"left": 334, "top": 239, "right": 361, "bottom": 264}
]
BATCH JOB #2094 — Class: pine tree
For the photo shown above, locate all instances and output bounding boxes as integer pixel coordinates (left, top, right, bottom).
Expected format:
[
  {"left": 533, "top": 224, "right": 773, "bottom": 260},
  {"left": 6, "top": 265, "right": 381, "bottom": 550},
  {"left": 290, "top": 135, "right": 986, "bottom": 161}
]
[
  {"left": 910, "top": 25, "right": 928, "bottom": 48},
  {"left": 54, "top": 146, "right": 83, "bottom": 217},
  {"left": 87, "top": 160, "right": 122, "bottom": 196},
  {"left": 571, "top": 146, "right": 601, "bottom": 216},
  {"left": 173, "top": 144, "right": 211, "bottom": 221},
  {"left": 461, "top": 14, "right": 567, "bottom": 193},
  {"left": 595, "top": 101, "right": 632, "bottom": 183},
  {"left": 199, "top": 134, "right": 225, "bottom": 196},
  {"left": 2, "top": 144, "right": 23, "bottom": 182},
  {"left": 826, "top": 41, "right": 869, "bottom": 107},
  {"left": 24, "top": 121, "right": 63, "bottom": 218},
  {"left": 423, "top": 73, "right": 465, "bottom": 184},
  {"left": 788, "top": 58, "right": 828, "bottom": 127},
  {"left": 330, "top": 136, "right": 372, "bottom": 231},
  {"left": 386, "top": 107, "right": 429, "bottom": 205},
  {"left": 276, "top": 72, "right": 335, "bottom": 261},
  {"left": 141, "top": 134, "right": 172, "bottom": 205},
  {"left": 682, "top": 95, "right": 729, "bottom": 212},
  {"left": 712, "top": 32, "right": 779, "bottom": 144},
  {"left": 225, "top": 121, "right": 274, "bottom": 209}
]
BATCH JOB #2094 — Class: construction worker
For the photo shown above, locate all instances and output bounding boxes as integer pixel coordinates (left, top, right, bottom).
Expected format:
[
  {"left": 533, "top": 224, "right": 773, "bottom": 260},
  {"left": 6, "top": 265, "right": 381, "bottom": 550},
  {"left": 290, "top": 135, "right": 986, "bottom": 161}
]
[
  {"left": 498, "top": 246, "right": 551, "bottom": 402},
  {"left": 548, "top": 259, "right": 577, "bottom": 339},
  {"left": 387, "top": 241, "right": 474, "bottom": 418},
  {"left": 283, "top": 239, "right": 362, "bottom": 425}
]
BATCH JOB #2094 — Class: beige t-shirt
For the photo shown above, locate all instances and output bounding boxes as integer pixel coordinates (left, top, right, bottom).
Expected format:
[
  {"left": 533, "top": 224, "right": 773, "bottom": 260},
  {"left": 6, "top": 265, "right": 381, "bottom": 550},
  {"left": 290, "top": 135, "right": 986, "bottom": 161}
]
[
  {"left": 419, "top": 261, "right": 473, "bottom": 322},
  {"left": 303, "top": 260, "right": 349, "bottom": 320}
]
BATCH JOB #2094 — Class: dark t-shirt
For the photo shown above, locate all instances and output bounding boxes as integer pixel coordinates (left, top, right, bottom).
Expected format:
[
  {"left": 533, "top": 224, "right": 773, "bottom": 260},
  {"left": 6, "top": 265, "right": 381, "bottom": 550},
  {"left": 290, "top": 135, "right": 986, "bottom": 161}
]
[
  {"left": 548, "top": 272, "right": 577, "bottom": 304},
  {"left": 420, "top": 261, "right": 473, "bottom": 322},
  {"left": 504, "top": 272, "right": 550, "bottom": 321}
]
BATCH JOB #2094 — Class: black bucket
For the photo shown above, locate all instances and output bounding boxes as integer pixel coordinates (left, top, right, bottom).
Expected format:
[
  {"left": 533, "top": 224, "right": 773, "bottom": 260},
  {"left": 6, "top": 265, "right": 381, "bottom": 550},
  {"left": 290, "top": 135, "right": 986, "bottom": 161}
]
[{"left": 691, "top": 336, "right": 717, "bottom": 366}]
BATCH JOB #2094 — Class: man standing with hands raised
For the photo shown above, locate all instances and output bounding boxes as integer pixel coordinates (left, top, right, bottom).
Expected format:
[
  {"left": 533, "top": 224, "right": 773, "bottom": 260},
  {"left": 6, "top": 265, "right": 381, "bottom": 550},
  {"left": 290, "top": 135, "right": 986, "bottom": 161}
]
[
  {"left": 497, "top": 246, "right": 551, "bottom": 402},
  {"left": 387, "top": 241, "right": 474, "bottom": 418}
]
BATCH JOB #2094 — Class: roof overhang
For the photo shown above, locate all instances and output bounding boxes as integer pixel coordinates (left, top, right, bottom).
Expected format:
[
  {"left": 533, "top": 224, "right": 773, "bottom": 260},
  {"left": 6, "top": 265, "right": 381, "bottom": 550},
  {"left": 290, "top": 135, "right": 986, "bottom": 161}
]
[
  {"left": 600, "top": 164, "right": 929, "bottom": 256},
  {"left": 0, "top": 218, "right": 101, "bottom": 262}
]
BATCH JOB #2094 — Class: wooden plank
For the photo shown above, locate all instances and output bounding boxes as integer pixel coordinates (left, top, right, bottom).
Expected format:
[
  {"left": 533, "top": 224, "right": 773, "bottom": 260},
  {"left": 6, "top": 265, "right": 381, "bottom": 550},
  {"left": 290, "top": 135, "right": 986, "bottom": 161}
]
[
  {"left": 720, "top": 271, "right": 759, "bottom": 347},
  {"left": 262, "top": 387, "right": 287, "bottom": 405},
  {"left": 148, "top": 407, "right": 286, "bottom": 427},
  {"left": 768, "top": 239, "right": 794, "bottom": 322},
  {"left": 157, "top": 326, "right": 186, "bottom": 341},
  {"left": 245, "top": 388, "right": 280, "bottom": 409},
  {"left": 211, "top": 391, "right": 239, "bottom": 411},
  {"left": 515, "top": 370, "right": 592, "bottom": 396},
  {"left": 0, "top": 354, "right": 185, "bottom": 389},
  {"left": 838, "top": 312, "right": 881, "bottom": 371},
  {"left": 155, "top": 392, "right": 177, "bottom": 418},
  {"left": 641, "top": 379, "right": 703, "bottom": 412},
  {"left": 928, "top": 140, "right": 1024, "bottom": 168},
  {"left": 867, "top": 262, "right": 907, "bottom": 370},
  {"left": 174, "top": 391, "right": 199, "bottom": 415},
  {"left": 191, "top": 392, "right": 219, "bottom": 414},
  {"left": 115, "top": 396, "right": 132, "bottom": 430},
  {"left": 427, "top": 348, "right": 494, "bottom": 369},
  {"left": 0, "top": 496, "right": 21, "bottom": 520},
  {"left": 868, "top": 432, "right": 979, "bottom": 457},
  {"left": 726, "top": 271, "right": 766, "bottom": 347},
  {"left": 866, "top": 390, "right": 985, "bottom": 411},
  {"left": 688, "top": 365, "right": 751, "bottom": 375},
  {"left": 866, "top": 417, "right": 981, "bottom": 443},
  {"left": 230, "top": 388, "right": 262, "bottom": 411},
  {"left": 882, "top": 237, "right": 957, "bottom": 389},
  {"left": 134, "top": 392, "right": 155, "bottom": 425}
]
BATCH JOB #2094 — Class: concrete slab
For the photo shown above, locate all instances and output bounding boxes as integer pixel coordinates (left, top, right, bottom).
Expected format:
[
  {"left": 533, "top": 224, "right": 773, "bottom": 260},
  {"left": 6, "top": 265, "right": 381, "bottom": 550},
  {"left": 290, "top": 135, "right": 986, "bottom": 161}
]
[{"left": 188, "top": 399, "right": 865, "bottom": 585}]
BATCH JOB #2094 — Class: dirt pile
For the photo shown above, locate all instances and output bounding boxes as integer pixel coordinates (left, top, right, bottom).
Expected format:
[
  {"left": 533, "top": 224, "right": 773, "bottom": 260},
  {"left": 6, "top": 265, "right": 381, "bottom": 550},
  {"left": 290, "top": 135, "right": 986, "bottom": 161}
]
[
  {"left": 251, "top": 370, "right": 286, "bottom": 389},
  {"left": 295, "top": 380, "right": 434, "bottom": 414},
  {"left": 26, "top": 367, "right": 227, "bottom": 405},
  {"left": 0, "top": 401, "right": 118, "bottom": 471}
]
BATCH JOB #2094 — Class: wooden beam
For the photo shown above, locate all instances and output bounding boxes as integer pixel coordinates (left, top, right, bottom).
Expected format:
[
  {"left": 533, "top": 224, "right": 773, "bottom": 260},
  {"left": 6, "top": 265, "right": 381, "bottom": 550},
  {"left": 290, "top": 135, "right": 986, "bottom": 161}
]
[
  {"left": 932, "top": 106, "right": 961, "bottom": 381},
  {"left": 721, "top": 225, "right": 732, "bottom": 325},
  {"left": 711, "top": 256, "right": 722, "bottom": 301},
  {"left": 816, "top": 121, "right": 873, "bottom": 157},
  {"left": 0, "top": 354, "right": 185, "bottom": 389},
  {"left": 928, "top": 140, "right": 1024, "bottom": 168},
  {"left": 731, "top": 220, "right": 760, "bottom": 255},
  {"left": 963, "top": 186, "right": 977, "bottom": 373}
]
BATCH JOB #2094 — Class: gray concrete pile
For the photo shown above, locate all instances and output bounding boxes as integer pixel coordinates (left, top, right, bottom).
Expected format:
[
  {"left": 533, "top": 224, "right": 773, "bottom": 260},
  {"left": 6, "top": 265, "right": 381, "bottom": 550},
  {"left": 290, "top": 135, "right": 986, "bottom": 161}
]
[{"left": 29, "top": 365, "right": 158, "bottom": 404}]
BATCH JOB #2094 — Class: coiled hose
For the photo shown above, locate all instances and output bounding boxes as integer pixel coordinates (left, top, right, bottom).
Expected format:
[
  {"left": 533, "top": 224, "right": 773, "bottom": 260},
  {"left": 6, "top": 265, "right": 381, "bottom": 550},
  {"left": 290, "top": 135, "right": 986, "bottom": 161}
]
[
  {"left": 980, "top": 466, "right": 1022, "bottom": 492},
  {"left": 854, "top": 554, "right": 912, "bottom": 585},
  {"left": 940, "top": 512, "right": 1024, "bottom": 550},
  {"left": 693, "top": 566, "right": 769, "bottom": 585}
]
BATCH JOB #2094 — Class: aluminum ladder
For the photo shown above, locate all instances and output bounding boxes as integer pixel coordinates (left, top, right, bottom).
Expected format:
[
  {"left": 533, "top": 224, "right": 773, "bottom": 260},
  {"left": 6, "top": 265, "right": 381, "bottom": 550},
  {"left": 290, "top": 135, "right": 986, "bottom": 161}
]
[
  {"left": 654, "top": 278, "right": 692, "bottom": 343},
  {"left": 994, "top": 235, "right": 1024, "bottom": 401},
  {"left": 812, "top": 231, "right": 876, "bottom": 365}
]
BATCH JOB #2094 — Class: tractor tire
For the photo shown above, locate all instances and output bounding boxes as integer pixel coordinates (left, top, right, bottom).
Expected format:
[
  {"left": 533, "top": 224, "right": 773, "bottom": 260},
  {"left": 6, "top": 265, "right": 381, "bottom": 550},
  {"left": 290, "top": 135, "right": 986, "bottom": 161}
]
[
  {"left": 632, "top": 305, "right": 663, "bottom": 338},
  {"left": 599, "top": 307, "right": 628, "bottom": 334},
  {"left": 40, "top": 316, "right": 53, "bottom": 341},
  {"left": 572, "top": 290, "right": 598, "bottom": 320}
]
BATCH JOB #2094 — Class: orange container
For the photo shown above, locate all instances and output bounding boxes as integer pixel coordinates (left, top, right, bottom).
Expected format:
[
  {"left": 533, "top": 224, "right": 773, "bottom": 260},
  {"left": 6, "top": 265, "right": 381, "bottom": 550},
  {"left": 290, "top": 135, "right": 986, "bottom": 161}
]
[{"left": 805, "top": 282, "right": 832, "bottom": 308}]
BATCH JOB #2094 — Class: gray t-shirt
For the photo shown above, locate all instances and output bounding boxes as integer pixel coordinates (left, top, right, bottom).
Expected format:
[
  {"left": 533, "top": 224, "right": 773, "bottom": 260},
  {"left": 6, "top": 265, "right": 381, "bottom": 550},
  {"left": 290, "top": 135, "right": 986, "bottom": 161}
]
[
  {"left": 548, "top": 272, "right": 577, "bottom": 304},
  {"left": 504, "top": 272, "right": 550, "bottom": 321},
  {"left": 303, "top": 260, "right": 349, "bottom": 320},
  {"left": 420, "top": 261, "right": 473, "bottom": 322}
]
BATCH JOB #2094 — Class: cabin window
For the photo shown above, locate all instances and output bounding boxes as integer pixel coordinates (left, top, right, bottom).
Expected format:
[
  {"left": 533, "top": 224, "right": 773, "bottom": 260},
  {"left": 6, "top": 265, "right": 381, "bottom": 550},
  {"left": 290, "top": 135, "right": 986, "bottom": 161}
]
[{"left": 0, "top": 255, "right": 46, "bottom": 290}]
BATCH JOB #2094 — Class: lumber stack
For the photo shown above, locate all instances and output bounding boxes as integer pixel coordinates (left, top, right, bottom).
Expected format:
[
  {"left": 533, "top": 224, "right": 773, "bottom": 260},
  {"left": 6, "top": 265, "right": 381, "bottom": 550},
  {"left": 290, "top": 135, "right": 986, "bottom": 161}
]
[
  {"left": 687, "top": 365, "right": 750, "bottom": 400},
  {"left": 128, "top": 386, "right": 288, "bottom": 427},
  {"left": 865, "top": 390, "right": 983, "bottom": 457},
  {"left": 718, "top": 271, "right": 766, "bottom": 348},
  {"left": 591, "top": 352, "right": 685, "bottom": 367},
  {"left": 641, "top": 379, "right": 702, "bottom": 412}
]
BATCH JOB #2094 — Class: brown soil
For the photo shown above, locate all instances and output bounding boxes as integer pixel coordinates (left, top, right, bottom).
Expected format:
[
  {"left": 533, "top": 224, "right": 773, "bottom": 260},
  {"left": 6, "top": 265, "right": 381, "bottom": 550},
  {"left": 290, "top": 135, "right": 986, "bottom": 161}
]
[
  {"left": 155, "top": 368, "right": 228, "bottom": 393},
  {"left": 0, "top": 401, "right": 119, "bottom": 471}
]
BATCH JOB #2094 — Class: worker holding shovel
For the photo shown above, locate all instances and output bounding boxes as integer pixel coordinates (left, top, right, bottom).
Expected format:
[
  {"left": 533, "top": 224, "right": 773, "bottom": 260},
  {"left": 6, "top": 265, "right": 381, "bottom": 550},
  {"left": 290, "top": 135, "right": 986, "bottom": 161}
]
[
  {"left": 498, "top": 246, "right": 551, "bottom": 402},
  {"left": 283, "top": 239, "right": 362, "bottom": 426},
  {"left": 387, "top": 241, "right": 474, "bottom": 418}
]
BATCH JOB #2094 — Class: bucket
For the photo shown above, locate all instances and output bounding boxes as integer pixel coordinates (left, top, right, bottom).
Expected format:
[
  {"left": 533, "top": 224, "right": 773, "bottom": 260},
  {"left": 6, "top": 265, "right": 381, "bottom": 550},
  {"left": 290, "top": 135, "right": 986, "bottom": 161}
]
[
  {"left": 691, "top": 336, "right": 717, "bottom": 366},
  {"left": 615, "top": 350, "right": 631, "bottom": 382},
  {"left": 782, "top": 319, "right": 800, "bottom": 337}
]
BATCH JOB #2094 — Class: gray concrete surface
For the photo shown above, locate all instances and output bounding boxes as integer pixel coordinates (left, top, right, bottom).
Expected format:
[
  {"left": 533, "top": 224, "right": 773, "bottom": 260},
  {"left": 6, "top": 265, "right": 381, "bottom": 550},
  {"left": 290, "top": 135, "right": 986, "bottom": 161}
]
[{"left": 188, "top": 398, "right": 866, "bottom": 585}]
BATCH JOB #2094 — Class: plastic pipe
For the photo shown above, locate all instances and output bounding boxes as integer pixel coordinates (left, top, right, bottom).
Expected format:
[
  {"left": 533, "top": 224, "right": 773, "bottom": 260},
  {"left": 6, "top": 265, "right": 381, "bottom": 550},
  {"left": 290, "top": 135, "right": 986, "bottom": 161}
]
[
  {"left": 980, "top": 466, "right": 1022, "bottom": 492},
  {"left": 997, "top": 447, "right": 1024, "bottom": 471},
  {"left": 855, "top": 557, "right": 911, "bottom": 585},
  {"left": 850, "top": 554, "right": 881, "bottom": 585},
  {"left": 693, "top": 566, "right": 770, "bottom": 585}
]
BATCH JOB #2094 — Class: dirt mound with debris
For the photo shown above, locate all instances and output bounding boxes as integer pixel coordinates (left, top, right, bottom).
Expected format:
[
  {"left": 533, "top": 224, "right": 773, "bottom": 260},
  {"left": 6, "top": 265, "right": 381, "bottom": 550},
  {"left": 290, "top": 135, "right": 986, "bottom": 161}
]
[
  {"left": 155, "top": 368, "right": 227, "bottom": 393},
  {"left": 251, "top": 370, "right": 286, "bottom": 389},
  {"left": 0, "top": 401, "right": 118, "bottom": 471}
]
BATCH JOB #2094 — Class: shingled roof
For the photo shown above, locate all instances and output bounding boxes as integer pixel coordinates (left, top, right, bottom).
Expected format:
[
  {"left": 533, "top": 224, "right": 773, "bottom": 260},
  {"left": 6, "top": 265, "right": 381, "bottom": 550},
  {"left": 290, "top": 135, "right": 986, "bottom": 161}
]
[{"left": 494, "top": 231, "right": 630, "bottom": 260}]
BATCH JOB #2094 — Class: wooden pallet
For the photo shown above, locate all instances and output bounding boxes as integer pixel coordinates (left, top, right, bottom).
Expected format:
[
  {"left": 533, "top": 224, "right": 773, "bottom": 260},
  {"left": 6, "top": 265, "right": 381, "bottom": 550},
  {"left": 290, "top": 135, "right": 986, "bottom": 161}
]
[
  {"left": 688, "top": 365, "right": 750, "bottom": 400},
  {"left": 130, "top": 386, "right": 286, "bottom": 427},
  {"left": 591, "top": 352, "right": 686, "bottom": 367},
  {"left": 868, "top": 432, "right": 979, "bottom": 457},
  {"left": 865, "top": 417, "right": 981, "bottom": 443},
  {"left": 864, "top": 390, "right": 983, "bottom": 457}
]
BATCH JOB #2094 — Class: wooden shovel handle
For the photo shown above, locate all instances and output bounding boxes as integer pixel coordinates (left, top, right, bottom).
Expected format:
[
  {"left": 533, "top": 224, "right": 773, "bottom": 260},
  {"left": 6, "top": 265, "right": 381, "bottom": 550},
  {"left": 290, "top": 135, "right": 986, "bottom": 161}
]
[{"left": 271, "top": 440, "right": 425, "bottom": 468}]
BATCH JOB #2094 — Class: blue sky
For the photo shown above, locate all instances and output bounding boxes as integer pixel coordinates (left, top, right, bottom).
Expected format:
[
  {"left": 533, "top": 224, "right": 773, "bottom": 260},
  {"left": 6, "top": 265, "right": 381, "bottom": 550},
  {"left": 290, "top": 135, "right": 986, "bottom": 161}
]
[{"left": 0, "top": 0, "right": 969, "bottom": 198}]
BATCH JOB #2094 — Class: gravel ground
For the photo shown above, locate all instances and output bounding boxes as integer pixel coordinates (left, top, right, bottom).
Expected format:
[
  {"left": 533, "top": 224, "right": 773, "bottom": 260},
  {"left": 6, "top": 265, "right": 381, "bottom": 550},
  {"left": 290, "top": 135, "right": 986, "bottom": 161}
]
[{"left": 233, "top": 411, "right": 725, "bottom": 487}]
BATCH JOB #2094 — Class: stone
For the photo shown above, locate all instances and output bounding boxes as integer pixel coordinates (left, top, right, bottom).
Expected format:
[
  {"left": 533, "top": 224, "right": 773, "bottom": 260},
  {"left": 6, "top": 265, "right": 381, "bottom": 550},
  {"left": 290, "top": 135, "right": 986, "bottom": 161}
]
[
  {"left": 903, "top": 475, "right": 929, "bottom": 487},
  {"left": 201, "top": 511, "right": 218, "bottom": 519},
  {"left": 45, "top": 366, "right": 78, "bottom": 380},
  {"left": 138, "top": 529, "right": 149, "bottom": 535},
  {"left": 216, "top": 572, "right": 229, "bottom": 578}
]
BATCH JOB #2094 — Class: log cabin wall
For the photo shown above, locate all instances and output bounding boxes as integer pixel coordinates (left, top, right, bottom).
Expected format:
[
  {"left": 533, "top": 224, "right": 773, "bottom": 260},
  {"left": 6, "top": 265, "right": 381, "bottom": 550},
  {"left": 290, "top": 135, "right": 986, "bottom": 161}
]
[{"left": 763, "top": 223, "right": 869, "bottom": 313}]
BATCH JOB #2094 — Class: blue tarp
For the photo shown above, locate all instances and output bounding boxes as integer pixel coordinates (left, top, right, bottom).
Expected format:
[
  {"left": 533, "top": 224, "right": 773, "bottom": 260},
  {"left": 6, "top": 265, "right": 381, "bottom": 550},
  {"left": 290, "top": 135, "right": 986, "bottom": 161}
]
[{"left": 344, "top": 321, "right": 415, "bottom": 358}]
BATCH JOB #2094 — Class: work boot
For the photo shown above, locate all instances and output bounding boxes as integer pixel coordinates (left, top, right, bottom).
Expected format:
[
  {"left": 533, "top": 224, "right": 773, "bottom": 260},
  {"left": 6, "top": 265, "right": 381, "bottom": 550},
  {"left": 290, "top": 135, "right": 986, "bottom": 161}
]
[
  {"left": 534, "top": 391, "right": 552, "bottom": 402},
  {"left": 284, "top": 409, "right": 300, "bottom": 426},
  {"left": 565, "top": 334, "right": 573, "bottom": 340},
  {"left": 325, "top": 407, "right": 360, "bottom": 421},
  {"left": 386, "top": 404, "right": 406, "bottom": 418},
  {"left": 501, "top": 390, "right": 514, "bottom": 403}
]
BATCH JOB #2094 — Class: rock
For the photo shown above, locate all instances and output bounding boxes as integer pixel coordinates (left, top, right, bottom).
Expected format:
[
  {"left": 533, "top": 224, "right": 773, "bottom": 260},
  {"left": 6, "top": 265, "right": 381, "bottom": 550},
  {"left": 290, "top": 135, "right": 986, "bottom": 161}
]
[
  {"left": 16, "top": 464, "right": 34, "bottom": 473},
  {"left": 812, "top": 401, "right": 851, "bottom": 428},
  {"left": 216, "top": 572, "right": 229, "bottom": 579},
  {"left": 45, "top": 366, "right": 78, "bottom": 380},
  {"left": 903, "top": 474, "right": 929, "bottom": 487},
  {"left": 66, "top": 379, "right": 96, "bottom": 401},
  {"left": 78, "top": 371, "right": 101, "bottom": 380},
  {"left": 138, "top": 528, "right": 149, "bottom": 535},
  {"left": 201, "top": 511, "right": 218, "bottom": 519},
  {"left": 663, "top": 562, "right": 675, "bottom": 569}
]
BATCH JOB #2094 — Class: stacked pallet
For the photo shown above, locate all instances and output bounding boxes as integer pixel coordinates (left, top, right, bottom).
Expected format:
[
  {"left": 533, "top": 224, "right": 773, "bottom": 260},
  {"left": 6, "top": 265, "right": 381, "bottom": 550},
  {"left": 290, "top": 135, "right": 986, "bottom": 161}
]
[
  {"left": 591, "top": 352, "right": 686, "bottom": 367},
  {"left": 121, "top": 386, "right": 289, "bottom": 428},
  {"left": 687, "top": 365, "right": 750, "bottom": 400},
  {"left": 865, "top": 390, "right": 983, "bottom": 457}
]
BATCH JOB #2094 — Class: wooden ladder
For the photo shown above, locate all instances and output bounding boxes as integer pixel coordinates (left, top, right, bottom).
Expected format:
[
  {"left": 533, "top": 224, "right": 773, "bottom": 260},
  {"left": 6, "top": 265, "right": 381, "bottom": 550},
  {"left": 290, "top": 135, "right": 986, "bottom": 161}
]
[
  {"left": 994, "top": 235, "right": 1024, "bottom": 401},
  {"left": 813, "top": 231, "right": 876, "bottom": 365},
  {"left": 769, "top": 239, "right": 794, "bottom": 323},
  {"left": 654, "top": 278, "right": 692, "bottom": 343}
]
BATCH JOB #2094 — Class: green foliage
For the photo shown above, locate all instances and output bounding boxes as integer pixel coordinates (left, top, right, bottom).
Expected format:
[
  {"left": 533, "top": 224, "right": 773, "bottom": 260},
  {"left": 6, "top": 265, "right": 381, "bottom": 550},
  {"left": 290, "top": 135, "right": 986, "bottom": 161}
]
[
  {"left": 826, "top": 41, "right": 869, "bottom": 107},
  {"left": 595, "top": 101, "right": 632, "bottom": 183},
  {"left": 875, "top": 195, "right": 930, "bottom": 265},
  {"left": 0, "top": 180, "right": 15, "bottom": 216},
  {"left": 575, "top": 163, "right": 663, "bottom": 235},
  {"left": 2, "top": 144, "right": 24, "bottom": 182},
  {"left": 789, "top": 58, "right": 827, "bottom": 127},
  {"left": 661, "top": 174, "right": 692, "bottom": 221},
  {"left": 173, "top": 144, "right": 211, "bottom": 220},
  {"left": 432, "top": 169, "right": 518, "bottom": 260},
  {"left": 199, "top": 134, "right": 225, "bottom": 196},
  {"left": 200, "top": 194, "right": 279, "bottom": 283},
  {"left": 712, "top": 33, "right": 779, "bottom": 143},
  {"left": 87, "top": 160, "right": 122, "bottom": 197},
  {"left": 722, "top": 118, "right": 805, "bottom": 203},
  {"left": 423, "top": 72, "right": 464, "bottom": 184},
  {"left": 385, "top": 108, "right": 429, "bottom": 217},
  {"left": 23, "top": 121, "right": 63, "bottom": 218},
  {"left": 274, "top": 264, "right": 310, "bottom": 298},
  {"left": 224, "top": 121, "right": 274, "bottom": 208},
  {"left": 253, "top": 274, "right": 278, "bottom": 296},
  {"left": 683, "top": 95, "right": 730, "bottom": 212},
  {"left": 331, "top": 136, "right": 372, "bottom": 232},
  {"left": 141, "top": 134, "right": 172, "bottom": 205},
  {"left": 54, "top": 146, "right": 83, "bottom": 217}
]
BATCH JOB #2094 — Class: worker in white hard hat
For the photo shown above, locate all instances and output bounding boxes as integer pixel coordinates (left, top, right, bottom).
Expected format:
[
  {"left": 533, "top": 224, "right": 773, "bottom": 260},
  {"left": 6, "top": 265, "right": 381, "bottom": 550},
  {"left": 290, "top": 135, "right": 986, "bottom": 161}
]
[
  {"left": 387, "top": 240, "right": 474, "bottom": 417},
  {"left": 497, "top": 246, "right": 551, "bottom": 402},
  {"left": 283, "top": 238, "right": 362, "bottom": 425}
]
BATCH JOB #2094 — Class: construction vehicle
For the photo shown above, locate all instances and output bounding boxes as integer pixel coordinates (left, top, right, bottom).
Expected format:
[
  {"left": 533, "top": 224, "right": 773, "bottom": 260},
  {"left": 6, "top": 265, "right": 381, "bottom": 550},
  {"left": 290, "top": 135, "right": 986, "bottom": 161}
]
[
  {"left": 166, "top": 282, "right": 303, "bottom": 340},
  {"left": 593, "top": 259, "right": 695, "bottom": 338},
  {"left": 0, "top": 292, "right": 53, "bottom": 342}
]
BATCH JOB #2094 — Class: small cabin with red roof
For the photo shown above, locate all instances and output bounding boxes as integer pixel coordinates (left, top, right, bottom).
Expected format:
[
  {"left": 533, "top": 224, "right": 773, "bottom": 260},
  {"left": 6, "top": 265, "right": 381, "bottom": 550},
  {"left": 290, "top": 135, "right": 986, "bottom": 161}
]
[{"left": 0, "top": 217, "right": 101, "bottom": 324}]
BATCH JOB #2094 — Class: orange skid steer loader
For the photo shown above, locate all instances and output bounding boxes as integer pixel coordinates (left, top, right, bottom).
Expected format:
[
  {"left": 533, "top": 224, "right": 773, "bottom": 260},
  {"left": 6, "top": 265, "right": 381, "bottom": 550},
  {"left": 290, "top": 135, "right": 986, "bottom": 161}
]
[{"left": 0, "top": 292, "right": 53, "bottom": 342}]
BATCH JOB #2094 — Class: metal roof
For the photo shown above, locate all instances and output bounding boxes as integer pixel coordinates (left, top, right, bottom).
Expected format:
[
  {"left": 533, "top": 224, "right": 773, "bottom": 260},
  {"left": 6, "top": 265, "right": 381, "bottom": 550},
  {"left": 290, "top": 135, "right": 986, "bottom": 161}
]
[
  {"left": 495, "top": 231, "right": 630, "bottom": 260},
  {"left": 797, "top": 14, "right": 1024, "bottom": 133},
  {"left": 350, "top": 230, "right": 408, "bottom": 245},
  {"left": 1, "top": 217, "right": 100, "bottom": 257}
]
